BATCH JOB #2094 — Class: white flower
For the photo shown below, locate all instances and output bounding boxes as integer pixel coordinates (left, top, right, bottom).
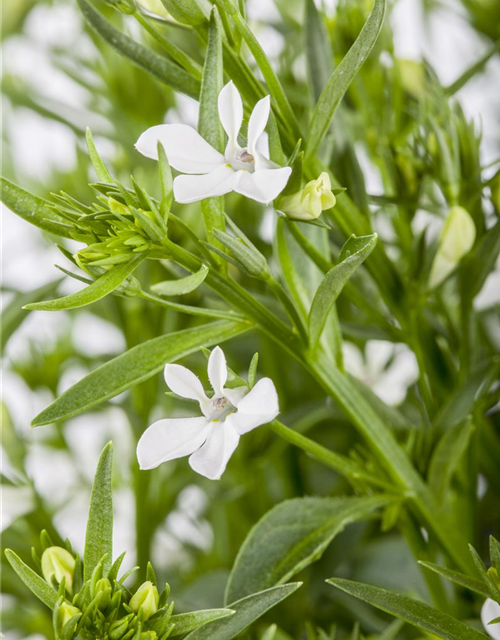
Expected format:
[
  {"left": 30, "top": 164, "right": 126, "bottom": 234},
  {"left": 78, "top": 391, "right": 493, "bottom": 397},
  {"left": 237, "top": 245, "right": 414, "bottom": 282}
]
[
  {"left": 135, "top": 81, "right": 292, "bottom": 204},
  {"left": 482, "top": 599, "right": 500, "bottom": 640},
  {"left": 136, "top": 347, "right": 279, "bottom": 479}
]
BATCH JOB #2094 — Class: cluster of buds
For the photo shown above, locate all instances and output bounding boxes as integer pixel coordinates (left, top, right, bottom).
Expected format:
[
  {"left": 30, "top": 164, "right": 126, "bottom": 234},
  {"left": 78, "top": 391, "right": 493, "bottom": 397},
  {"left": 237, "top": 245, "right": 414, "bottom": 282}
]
[{"left": 34, "top": 535, "right": 170, "bottom": 640}]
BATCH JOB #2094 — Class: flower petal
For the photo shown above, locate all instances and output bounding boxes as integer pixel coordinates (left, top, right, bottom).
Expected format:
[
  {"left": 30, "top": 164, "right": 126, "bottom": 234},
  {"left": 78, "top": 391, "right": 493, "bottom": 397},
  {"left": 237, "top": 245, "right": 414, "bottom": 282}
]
[
  {"left": 189, "top": 421, "right": 240, "bottom": 480},
  {"left": 482, "top": 599, "right": 500, "bottom": 640},
  {"left": 135, "top": 124, "right": 224, "bottom": 174},
  {"left": 230, "top": 377, "right": 279, "bottom": 434},
  {"left": 208, "top": 346, "right": 227, "bottom": 396},
  {"left": 164, "top": 364, "right": 210, "bottom": 414},
  {"left": 223, "top": 386, "right": 248, "bottom": 407},
  {"left": 218, "top": 81, "right": 243, "bottom": 154},
  {"left": 235, "top": 167, "right": 292, "bottom": 203},
  {"left": 173, "top": 165, "right": 239, "bottom": 204},
  {"left": 137, "top": 417, "right": 211, "bottom": 470},
  {"left": 247, "top": 96, "right": 270, "bottom": 156}
]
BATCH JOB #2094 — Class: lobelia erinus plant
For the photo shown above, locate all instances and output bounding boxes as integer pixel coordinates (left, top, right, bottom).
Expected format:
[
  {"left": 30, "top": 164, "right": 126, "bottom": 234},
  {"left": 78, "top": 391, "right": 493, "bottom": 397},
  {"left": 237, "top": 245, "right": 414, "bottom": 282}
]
[{"left": 1, "top": 0, "right": 500, "bottom": 638}]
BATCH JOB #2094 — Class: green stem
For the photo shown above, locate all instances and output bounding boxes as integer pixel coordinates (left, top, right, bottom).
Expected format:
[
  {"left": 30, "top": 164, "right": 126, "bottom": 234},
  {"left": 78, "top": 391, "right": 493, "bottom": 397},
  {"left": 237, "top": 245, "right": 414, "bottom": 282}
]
[
  {"left": 138, "top": 290, "right": 245, "bottom": 320},
  {"left": 309, "top": 360, "right": 473, "bottom": 574},
  {"left": 270, "top": 420, "right": 396, "bottom": 492}
]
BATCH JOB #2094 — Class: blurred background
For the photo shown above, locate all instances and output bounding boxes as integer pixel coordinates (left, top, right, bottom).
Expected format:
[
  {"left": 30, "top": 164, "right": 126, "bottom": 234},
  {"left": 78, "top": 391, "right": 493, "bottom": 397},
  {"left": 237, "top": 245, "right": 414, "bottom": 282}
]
[{"left": 1, "top": 0, "right": 500, "bottom": 638}]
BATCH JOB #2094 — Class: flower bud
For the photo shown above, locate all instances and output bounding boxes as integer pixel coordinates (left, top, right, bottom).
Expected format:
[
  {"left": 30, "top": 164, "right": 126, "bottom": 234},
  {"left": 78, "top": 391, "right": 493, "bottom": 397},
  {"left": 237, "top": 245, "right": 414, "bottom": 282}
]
[
  {"left": 109, "top": 615, "right": 133, "bottom": 639},
  {"left": 41, "top": 546, "right": 76, "bottom": 595},
  {"left": 488, "top": 567, "right": 500, "bottom": 590},
  {"left": 161, "top": 0, "right": 206, "bottom": 25},
  {"left": 429, "top": 206, "right": 476, "bottom": 288},
  {"left": 396, "top": 59, "right": 426, "bottom": 99},
  {"left": 95, "top": 577, "right": 112, "bottom": 609},
  {"left": 279, "top": 172, "right": 336, "bottom": 221},
  {"left": 129, "top": 581, "right": 160, "bottom": 620},
  {"left": 140, "top": 633, "right": 158, "bottom": 640},
  {"left": 58, "top": 602, "right": 81, "bottom": 627}
]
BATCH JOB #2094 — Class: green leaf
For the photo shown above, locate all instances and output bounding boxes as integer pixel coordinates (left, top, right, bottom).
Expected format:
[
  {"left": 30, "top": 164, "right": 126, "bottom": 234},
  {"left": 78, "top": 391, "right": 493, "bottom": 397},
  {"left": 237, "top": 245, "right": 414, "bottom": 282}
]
[
  {"left": 306, "top": 0, "right": 386, "bottom": 158},
  {"left": 32, "top": 320, "right": 250, "bottom": 426},
  {"left": 308, "top": 234, "right": 377, "bottom": 348},
  {"left": 428, "top": 420, "right": 474, "bottom": 503},
  {"left": 326, "top": 578, "right": 487, "bottom": 640},
  {"left": 1, "top": 177, "right": 73, "bottom": 239},
  {"left": 5, "top": 549, "right": 58, "bottom": 610},
  {"left": 225, "top": 495, "right": 393, "bottom": 604},
  {"left": 419, "top": 561, "right": 491, "bottom": 598},
  {"left": 84, "top": 443, "right": 113, "bottom": 581},
  {"left": 24, "top": 254, "right": 146, "bottom": 311},
  {"left": 151, "top": 265, "right": 209, "bottom": 296},
  {"left": 198, "top": 8, "right": 226, "bottom": 251},
  {"left": 305, "top": 0, "right": 333, "bottom": 103},
  {"left": 170, "top": 609, "right": 235, "bottom": 636},
  {"left": 185, "top": 583, "right": 302, "bottom": 640},
  {"left": 86, "top": 128, "right": 112, "bottom": 183},
  {"left": 76, "top": 0, "right": 200, "bottom": 99}
]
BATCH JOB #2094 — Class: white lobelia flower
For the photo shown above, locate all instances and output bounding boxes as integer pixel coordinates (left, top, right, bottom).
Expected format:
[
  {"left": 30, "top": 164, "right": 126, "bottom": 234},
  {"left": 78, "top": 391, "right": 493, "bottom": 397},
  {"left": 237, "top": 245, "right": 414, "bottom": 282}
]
[
  {"left": 136, "top": 347, "right": 279, "bottom": 480},
  {"left": 482, "top": 598, "right": 500, "bottom": 640},
  {"left": 135, "top": 81, "right": 292, "bottom": 204}
]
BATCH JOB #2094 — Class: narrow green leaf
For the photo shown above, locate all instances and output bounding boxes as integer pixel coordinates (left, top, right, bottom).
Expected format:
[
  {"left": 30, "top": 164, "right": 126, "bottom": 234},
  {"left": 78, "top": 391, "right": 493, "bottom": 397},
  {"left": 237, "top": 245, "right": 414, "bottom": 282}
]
[
  {"left": 460, "top": 221, "right": 500, "bottom": 303},
  {"left": 5, "top": 549, "right": 58, "bottom": 610},
  {"left": 151, "top": 265, "right": 209, "bottom": 296},
  {"left": 305, "top": 0, "right": 333, "bottom": 102},
  {"left": 419, "top": 561, "right": 491, "bottom": 598},
  {"left": 428, "top": 421, "right": 474, "bottom": 503},
  {"left": 24, "top": 254, "right": 146, "bottom": 311},
  {"left": 199, "top": 8, "right": 226, "bottom": 250},
  {"left": 225, "top": 495, "right": 393, "bottom": 604},
  {"left": 1, "top": 177, "right": 73, "bottom": 239},
  {"left": 86, "top": 128, "right": 112, "bottom": 183},
  {"left": 306, "top": 0, "right": 386, "bottom": 158},
  {"left": 84, "top": 443, "right": 113, "bottom": 581},
  {"left": 185, "top": 583, "right": 302, "bottom": 640},
  {"left": 308, "top": 234, "right": 377, "bottom": 348},
  {"left": 32, "top": 320, "right": 250, "bottom": 426},
  {"left": 170, "top": 609, "right": 235, "bottom": 636},
  {"left": 76, "top": 0, "right": 200, "bottom": 98},
  {"left": 327, "top": 578, "right": 487, "bottom": 640}
]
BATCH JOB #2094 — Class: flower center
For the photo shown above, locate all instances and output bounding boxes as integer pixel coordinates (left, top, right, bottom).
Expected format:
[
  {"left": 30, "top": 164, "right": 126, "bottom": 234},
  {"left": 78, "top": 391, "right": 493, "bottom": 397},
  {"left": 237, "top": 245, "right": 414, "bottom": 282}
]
[
  {"left": 227, "top": 148, "right": 256, "bottom": 172},
  {"left": 210, "top": 396, "right": 235, "bottom": 422}
]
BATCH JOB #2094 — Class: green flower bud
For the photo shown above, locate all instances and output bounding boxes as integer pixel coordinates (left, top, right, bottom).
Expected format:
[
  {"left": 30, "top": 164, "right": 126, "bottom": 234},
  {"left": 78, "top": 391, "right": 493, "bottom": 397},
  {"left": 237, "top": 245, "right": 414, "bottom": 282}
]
[
  {"left": 95, "top": 577, "right": 112, "bottom": 609},
  {"left": 136, "top": 0, "right": 169, "bottom": 16},
  {"left": 161, "top": 0, "right": 206, "bottom": 25},
  {"left": 108, "top": 197, "right": 131, "bottom": 217},
  {"left": 279, "top": 172, "right": 336, "bottom": 221},
  {"left": 396, "top": 59, "right": 426, "bottom": 99},
  {"left": 488, "top": 567, "right": 500, "bottom": 590},
  {"left": 140, "top": 632, "right": 158, "bottom": 640},
  {"left": 492, "top": 174, "right": 500, "bottom": 213},
  {"left": 429, "top": 206, "right": 476, "bottom": 288},
  {"left": 129, "top": 581, "right": 160, "bottom": 620},
  {"left": 109, "top": 615, "right": 133, "bottom": 639},
  {"left": 41, "top": 546, "right": 75, "bottom": 595},
  {"left": 58, "top": 602, "right": 81, "bottom": 627}
]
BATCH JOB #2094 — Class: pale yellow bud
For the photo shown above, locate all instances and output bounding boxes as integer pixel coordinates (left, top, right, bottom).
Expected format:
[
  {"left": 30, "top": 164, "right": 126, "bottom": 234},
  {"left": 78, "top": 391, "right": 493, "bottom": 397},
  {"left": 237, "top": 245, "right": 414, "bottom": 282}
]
[
  {"left": 429, "top": 206, "right": 476, "bottom": 288},
  {"left": 397, "top": 59, "right": 426, "bottom": 99},
  {"left": 58, "top": 602, "right": 81, "bottom": 627},
  {"left": 41, "top": 546, "right": 76, "bottom": 595},
  {"left": 280, "top": 172, "right": 336, "bottom": 221},
  {"left": 136, "top": 0, "right": 169, "bottom": 16},
  {"left": 129, "top": 581, "right": 160, "bottom": 620}
]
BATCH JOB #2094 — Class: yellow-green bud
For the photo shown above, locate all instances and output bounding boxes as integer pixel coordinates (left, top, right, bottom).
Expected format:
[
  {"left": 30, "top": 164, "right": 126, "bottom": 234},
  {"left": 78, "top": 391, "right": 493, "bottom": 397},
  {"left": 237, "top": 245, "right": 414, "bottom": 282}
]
[
  {"left": 279, "top": 172, "right": 336, "bottom": 221},
  {"left": 108, "top": 197, "right": 130, "bottom": 217},
  {"left": 136, "top": 0, "right": 169, "bottom": 16},
  {"left": 58, "top": 602, "right": 81, "bottom": 627},
  {"left": 429, "top": 206, "right": 476, "bottom": 288},
  {"left": 397, "top": 59, "right": 426, "bottom": 99},
  {"left": 488, "top": 567, "right": 500, "bottom": 590},
  {"left": 140, "top": 633, "right": 158, "bottom": 640},
  {"left": 41, "top": 546, "right": 76, "bottom": 595},
  {"left": 160, "top": 0, "right": 206, "bottom": 25},
  {"left": 492, "top": 175, "right": 500, "bottom": 213},
  {"left": 95, "top": 577, "right": 112, "bottom": 609},
  {"left": 129, "top": 581, "right": 159, "bottom": 620}
]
